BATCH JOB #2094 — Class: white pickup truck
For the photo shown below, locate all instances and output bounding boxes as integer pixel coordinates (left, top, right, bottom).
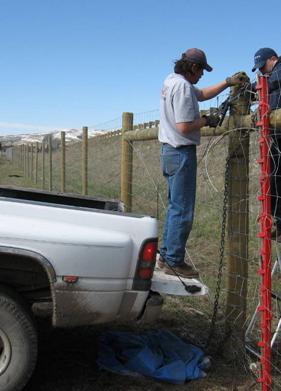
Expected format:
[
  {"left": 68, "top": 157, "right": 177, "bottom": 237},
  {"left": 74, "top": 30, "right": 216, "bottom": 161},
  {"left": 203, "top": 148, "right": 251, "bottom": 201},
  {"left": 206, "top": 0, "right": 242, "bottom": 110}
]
[{"left": 0, "top": 186, "right": 207, "bottom": 391}]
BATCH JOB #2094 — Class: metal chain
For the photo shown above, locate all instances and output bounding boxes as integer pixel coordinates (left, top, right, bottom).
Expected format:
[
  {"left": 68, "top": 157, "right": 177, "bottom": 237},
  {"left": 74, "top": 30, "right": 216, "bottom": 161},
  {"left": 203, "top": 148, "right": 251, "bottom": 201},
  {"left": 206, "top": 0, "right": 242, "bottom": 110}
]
[
  {"left": 205, "top": 129, "right": 251, "bottom": 351},
  {"left": 205, "top": 151, "right": 230, "bottom": 349}
]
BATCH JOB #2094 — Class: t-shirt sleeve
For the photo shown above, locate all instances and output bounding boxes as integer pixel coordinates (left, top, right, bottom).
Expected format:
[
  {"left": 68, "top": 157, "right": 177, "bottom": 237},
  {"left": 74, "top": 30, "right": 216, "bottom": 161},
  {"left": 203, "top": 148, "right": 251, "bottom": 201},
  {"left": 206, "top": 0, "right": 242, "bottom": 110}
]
[
  {"left": 193, "top": 86, "right": 203, "bottom": 100},
  {"left": 172, "top": 84, "right": 196, "bottom": 123}
]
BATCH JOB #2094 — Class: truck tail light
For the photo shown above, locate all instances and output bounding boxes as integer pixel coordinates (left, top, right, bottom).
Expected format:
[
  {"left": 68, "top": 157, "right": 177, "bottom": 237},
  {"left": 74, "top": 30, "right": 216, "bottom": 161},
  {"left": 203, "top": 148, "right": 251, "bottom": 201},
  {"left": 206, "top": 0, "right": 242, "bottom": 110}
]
[
  {"left": 133, "top": 238, "right": 158, "bottom": 291},
  {"left": 142, "top": 241, "right": 157, "bottom": 263}
]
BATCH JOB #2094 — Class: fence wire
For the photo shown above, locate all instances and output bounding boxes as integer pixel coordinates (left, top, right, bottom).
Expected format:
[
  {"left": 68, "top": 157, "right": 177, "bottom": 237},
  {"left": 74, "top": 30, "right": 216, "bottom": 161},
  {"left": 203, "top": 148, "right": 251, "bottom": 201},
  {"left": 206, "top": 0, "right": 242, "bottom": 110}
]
[{"left": 1, "top": 93, "right": 281, "bottom": 388}]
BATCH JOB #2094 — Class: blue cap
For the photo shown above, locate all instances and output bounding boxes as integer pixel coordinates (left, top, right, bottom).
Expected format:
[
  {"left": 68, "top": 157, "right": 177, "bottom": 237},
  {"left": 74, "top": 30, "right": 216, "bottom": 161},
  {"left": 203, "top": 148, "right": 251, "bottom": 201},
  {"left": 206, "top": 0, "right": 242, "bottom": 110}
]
[{"left": 252, "top": 47, "right": 278, "bottom": 72}]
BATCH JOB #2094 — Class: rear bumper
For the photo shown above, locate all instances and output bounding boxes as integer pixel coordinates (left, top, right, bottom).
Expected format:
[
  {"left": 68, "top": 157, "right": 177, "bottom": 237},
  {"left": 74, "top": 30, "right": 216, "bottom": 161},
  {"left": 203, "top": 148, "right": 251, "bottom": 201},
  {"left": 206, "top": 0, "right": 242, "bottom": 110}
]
[{"left": 52, "top": 288, "right": 161, "bottom": 327}]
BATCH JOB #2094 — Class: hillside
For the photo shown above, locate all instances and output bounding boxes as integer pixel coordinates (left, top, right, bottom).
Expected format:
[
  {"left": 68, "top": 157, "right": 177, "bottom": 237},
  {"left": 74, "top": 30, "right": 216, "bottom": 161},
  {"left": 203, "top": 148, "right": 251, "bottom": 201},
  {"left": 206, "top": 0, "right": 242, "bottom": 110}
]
[{"left": 0, "top": 127, "right": 111, "bottom": 148}]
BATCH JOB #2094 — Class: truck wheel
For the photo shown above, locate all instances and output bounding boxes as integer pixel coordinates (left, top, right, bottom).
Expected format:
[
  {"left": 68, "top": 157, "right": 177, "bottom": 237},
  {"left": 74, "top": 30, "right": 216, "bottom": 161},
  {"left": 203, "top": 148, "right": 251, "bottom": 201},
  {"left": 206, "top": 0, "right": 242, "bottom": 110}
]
[{"left": 0, "top": 288, "right": 37, "bottom": 391}]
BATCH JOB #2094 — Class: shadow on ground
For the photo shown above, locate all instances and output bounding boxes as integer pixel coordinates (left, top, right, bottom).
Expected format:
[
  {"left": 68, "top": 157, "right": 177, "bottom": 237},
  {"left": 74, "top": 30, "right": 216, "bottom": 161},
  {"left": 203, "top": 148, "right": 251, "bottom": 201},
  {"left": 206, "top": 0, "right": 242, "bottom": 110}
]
[{"left": 24, "top": 308, "right": 259, "bottom": 391}]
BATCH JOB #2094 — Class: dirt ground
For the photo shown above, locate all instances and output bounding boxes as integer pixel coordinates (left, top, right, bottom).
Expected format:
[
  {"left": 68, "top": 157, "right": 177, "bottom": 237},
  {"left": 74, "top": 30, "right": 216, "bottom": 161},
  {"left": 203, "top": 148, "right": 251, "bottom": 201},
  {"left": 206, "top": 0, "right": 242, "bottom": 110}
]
[{"left": 23, "top": 297, "right": 261, "bottom": 391}]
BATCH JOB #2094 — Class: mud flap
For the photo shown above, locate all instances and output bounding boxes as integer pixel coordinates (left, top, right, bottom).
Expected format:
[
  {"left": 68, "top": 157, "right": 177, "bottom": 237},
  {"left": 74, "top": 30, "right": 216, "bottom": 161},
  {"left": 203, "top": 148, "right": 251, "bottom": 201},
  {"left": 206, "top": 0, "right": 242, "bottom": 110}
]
[
  {"left": 151, "top": 270, "right": 208, "bottom": 296},
  {"left": 137, "top": 292, "right": 164, "bottom": 324}
]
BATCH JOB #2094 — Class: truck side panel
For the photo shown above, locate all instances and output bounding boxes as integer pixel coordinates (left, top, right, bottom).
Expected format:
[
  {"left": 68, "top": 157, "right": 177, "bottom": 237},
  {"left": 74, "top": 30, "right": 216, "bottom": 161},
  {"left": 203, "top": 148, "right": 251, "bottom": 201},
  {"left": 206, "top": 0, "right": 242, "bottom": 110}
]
[{"left": 0, "top": 199, "right": 158, "bottom": 326}]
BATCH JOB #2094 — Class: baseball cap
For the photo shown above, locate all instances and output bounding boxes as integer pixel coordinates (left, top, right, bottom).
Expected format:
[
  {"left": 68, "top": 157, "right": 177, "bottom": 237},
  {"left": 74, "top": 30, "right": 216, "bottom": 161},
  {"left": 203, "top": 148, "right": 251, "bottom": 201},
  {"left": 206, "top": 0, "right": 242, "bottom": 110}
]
[
  {"left": 252, "top": 47, "right": 278, "bottom": 72},
  {"left": 183, "top": 48, "right": 213, "bottom": 72}
]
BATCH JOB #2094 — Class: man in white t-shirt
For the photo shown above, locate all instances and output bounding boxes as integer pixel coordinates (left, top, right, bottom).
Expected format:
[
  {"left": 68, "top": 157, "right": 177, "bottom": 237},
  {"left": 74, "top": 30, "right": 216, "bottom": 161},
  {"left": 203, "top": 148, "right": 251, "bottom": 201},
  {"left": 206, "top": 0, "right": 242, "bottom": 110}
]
[{"left": 158, "top": 48, "right": 248, "bottom": 278}]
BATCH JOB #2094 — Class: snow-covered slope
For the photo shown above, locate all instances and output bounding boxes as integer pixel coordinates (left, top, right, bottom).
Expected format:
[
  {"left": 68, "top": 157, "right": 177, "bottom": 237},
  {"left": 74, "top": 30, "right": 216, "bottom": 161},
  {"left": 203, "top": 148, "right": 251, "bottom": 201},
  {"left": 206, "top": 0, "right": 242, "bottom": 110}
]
[{"left": 0, "top": 128, "right": 108, "bottom": 147}]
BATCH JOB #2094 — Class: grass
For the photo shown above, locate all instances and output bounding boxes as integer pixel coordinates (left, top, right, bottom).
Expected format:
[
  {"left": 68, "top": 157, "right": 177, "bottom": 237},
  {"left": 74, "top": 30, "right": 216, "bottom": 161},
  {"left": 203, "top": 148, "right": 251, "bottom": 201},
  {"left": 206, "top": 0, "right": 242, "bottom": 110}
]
[{"left": 2, "top": 132, "right": 281, "bottom": 390}]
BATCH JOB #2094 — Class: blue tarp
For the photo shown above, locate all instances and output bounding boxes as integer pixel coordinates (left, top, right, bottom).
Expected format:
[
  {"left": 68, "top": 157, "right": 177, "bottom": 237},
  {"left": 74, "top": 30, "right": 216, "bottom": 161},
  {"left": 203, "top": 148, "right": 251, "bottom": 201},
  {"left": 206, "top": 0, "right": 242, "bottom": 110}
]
[{"left": 97, "top": 330, "right": 210, "bottom": 384}]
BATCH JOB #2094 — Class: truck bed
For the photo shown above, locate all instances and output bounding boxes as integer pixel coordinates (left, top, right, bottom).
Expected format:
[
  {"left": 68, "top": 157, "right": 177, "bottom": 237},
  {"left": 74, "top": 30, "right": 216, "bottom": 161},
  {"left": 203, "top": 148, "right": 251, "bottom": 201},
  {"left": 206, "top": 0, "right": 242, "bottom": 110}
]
[{"left": 0, "top": 185, "right": 123, "bottom": 212}]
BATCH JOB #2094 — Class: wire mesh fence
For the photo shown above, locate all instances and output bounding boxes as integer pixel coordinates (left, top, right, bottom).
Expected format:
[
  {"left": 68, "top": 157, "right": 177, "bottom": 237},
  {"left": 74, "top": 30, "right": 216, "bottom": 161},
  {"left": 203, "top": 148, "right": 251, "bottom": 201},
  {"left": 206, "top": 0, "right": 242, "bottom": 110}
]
[{"left": 1, "top": 84, "right": 281, "bottom": 389}]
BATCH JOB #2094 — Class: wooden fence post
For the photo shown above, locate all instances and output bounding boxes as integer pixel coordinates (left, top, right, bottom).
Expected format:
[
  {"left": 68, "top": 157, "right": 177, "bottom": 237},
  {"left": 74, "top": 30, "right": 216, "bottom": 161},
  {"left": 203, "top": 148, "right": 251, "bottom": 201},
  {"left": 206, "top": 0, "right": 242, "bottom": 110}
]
[
  {"left": 42, "top": 141, "right": 45, "bottom": 189},
  {"left": 21, "top": 144, "right": 24, "bottom": 168},
  {"left": 121, "top": 112, "right": 134, "bottom": 212},
  {"left": 18, "top": 146, "right": 20, "bottom": 167},
  {"left": 61, "top": 131, "right": 66, "bottom": 193},
  {"left": 31, "top": 143, "right": 34, "bottom": 182},
  {"left": 48, "top": 135, "right": 52, "bottom": 191},
  {"left": 25, "top": 144, "right": 28, "bottom": 178},
  {"left": 26, "top": 144, "right": 28, "bottom": 178},
  {"left": 82, "top": 126, "right": 88, "bottom": 195},
  {"left": 225, "top": 85, "right": 251, "bottom": 334},
  {"left": 23, "top": 145, "right": 26, "bottom": 178},
  {"left": 27, "top": 144, "right": 30, "bottom": 179},
  {"left": 35, "top": 142, "right": 38, "bottom": 184},
  {"left": 20, "top": 145, "right": 23, "bottom": 170}
]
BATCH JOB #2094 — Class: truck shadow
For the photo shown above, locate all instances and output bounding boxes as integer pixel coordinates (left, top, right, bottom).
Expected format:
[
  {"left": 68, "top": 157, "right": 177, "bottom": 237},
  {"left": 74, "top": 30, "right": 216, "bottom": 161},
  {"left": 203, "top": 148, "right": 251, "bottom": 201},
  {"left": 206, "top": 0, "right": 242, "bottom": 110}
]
[
  {"left": 26, "top": 320, "right": 166, "bottom": 391},
  {"left": 25, "top": 321, "right": 100, "bottom": 391}
]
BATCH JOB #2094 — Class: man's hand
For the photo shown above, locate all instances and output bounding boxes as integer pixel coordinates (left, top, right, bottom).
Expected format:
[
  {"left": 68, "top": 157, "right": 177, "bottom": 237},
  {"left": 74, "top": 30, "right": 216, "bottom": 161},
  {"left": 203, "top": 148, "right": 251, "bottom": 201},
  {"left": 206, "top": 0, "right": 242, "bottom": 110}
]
[
  {"left": 226, "top": 71, "right": 249, "bottom": 86},
  {"left": 203, "top": 113, "right": 220, "bottom": 128}
]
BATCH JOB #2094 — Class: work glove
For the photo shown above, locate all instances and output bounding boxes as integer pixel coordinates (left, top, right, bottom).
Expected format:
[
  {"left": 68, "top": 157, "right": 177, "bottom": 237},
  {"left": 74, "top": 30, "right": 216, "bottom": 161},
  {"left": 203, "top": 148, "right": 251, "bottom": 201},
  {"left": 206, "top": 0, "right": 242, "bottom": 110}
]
[
  {"left": 226, "top": 71, "right": 249, "bottom": 86},
  {"left": 203, "top": 113, "right": 220, "bottom": 128}
]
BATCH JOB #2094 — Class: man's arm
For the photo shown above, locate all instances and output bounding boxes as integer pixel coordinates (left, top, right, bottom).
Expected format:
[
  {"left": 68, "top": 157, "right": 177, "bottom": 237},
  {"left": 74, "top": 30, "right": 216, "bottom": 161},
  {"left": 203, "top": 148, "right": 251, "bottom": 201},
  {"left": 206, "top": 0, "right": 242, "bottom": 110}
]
[
  {"left": 198, "top": 72, "right": 250, "bottom": 101},
  {"left": 176, "top": 118, "right": 207, "bottom": 134},
  {"left": 198, "top": 80, "right": 228, "bottom": 101}
]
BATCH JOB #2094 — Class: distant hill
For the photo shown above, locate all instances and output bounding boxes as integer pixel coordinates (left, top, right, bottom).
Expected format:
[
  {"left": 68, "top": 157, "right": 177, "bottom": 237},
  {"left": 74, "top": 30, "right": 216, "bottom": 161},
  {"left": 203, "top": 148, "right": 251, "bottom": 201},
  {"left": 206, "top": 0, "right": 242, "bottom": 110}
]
[{"left": 0, "top": 128, "right": 110, "bottom": 148}]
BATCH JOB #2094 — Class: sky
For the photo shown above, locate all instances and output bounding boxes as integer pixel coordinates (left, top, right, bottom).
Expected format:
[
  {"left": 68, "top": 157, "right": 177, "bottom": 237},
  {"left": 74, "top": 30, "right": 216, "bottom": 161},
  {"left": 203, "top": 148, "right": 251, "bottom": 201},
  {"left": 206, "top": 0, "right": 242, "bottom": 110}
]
[{"left": 0, "top": 0, "right": 281, "bottom": 135}]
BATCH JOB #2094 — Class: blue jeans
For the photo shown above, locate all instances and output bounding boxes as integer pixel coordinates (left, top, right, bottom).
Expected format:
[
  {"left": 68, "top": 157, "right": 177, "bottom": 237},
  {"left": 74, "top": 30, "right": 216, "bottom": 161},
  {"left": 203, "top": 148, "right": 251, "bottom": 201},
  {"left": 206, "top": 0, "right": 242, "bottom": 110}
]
[{"left": 160, "top": 143, "right": 197, "bottom": 266}]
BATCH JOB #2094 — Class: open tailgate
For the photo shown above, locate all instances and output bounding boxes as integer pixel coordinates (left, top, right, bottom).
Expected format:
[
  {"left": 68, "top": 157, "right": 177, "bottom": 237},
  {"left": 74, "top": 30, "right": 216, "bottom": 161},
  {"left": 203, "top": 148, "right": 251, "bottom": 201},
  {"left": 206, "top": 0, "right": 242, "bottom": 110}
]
[{"left": 151, "top": 270, "right": 208, "bottom": 296}]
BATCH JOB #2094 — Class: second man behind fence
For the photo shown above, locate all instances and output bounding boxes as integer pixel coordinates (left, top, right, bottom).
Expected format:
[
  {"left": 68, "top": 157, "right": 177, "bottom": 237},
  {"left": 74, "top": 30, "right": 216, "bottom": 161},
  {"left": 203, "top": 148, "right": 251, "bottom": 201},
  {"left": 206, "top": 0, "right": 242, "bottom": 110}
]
[
  {"left": 251, "top": 47, "right": 281, "bottom": 241},
  {"left": 158, "top": 48, "right": 248, "bottom": 278}
]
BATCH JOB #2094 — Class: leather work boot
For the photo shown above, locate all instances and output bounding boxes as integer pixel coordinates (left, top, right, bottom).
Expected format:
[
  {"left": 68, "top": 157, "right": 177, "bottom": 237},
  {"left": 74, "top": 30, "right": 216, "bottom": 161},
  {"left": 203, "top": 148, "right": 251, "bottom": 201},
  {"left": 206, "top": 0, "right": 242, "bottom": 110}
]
[{"left": 157, "top": 255, "right": 199, "bottom": 278}]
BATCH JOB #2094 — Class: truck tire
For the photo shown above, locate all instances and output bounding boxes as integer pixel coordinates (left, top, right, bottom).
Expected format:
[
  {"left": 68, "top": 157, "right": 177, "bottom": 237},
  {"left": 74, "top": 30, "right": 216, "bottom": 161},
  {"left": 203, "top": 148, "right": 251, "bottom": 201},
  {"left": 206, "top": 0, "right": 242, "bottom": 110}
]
[{"left": 0, "top": 288, "right": 37, "bottom": 391}]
